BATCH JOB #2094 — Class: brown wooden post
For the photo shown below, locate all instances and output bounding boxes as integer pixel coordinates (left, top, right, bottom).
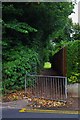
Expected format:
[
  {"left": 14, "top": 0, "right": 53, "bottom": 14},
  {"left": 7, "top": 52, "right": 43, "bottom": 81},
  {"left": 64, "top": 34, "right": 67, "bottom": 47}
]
[
  {"left": 51, "top": 47, "right": 67, "bottom": 76},
  {"left": 62, "top": 47, "right": 67, "bottom": 76}
]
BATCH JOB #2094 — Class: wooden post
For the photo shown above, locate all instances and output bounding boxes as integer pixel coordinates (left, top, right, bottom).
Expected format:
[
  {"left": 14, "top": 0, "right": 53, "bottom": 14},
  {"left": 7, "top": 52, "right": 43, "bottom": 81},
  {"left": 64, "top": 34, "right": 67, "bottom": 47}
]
[
  {"left": 62, "top": 47, "right": 67, "bottom": 76},
  {"left": 51, "top": 47, "right": 67, "bottom": 76}
]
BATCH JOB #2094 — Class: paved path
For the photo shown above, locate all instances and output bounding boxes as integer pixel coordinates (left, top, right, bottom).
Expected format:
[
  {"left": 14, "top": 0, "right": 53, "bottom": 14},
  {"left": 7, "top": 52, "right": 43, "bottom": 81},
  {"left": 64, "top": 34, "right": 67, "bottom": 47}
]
[{"left": 1, "top": 99, "right": 28, "bottom": 109}]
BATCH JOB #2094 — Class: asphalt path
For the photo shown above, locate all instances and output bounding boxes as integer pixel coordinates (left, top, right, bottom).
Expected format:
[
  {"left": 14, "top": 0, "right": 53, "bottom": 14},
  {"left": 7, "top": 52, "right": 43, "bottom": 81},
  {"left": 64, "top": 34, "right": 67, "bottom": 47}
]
[{"left": 1, "top": 108, "right": 80, "bottom": 119}]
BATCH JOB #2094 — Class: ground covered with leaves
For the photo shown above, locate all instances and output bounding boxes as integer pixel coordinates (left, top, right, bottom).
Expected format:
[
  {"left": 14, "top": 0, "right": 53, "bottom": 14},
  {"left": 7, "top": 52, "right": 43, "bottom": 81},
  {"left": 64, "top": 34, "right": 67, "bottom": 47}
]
[
  {"left": 2, "top": 90, "right": 80, "bottom": 110},
  {"left": 27, "top": 98, "right": 66, "bottom": 109}
]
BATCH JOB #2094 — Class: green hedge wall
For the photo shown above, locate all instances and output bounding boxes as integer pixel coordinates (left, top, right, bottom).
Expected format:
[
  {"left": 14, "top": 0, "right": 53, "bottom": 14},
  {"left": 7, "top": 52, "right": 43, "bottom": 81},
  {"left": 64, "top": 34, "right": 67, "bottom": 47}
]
[
  {"left": 2, "top": 44, "right": 40, "bottom": 93},
  {"left": 67, "top": 40, "right": 80, "bottom": 83}
]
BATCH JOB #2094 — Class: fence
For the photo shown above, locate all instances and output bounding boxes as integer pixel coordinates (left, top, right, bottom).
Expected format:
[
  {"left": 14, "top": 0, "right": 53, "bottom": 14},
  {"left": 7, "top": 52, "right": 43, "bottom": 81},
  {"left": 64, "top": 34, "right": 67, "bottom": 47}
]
[{"left": 25, "top": 74, "right": 67, "bottom": 101}]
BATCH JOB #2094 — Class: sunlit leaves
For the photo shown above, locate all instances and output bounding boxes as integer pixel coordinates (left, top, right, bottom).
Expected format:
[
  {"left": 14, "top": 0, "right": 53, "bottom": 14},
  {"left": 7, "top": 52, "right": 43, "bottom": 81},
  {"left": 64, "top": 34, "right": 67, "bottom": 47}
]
[{"left": 3, "top": 20, "right": 37, "bottom": 34}]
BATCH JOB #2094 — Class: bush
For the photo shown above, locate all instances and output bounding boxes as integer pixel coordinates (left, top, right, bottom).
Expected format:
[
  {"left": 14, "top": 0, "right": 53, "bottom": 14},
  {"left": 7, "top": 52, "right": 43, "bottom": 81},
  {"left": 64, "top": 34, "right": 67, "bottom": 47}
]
[
  {"left": 67, "top": 40, "right": 80, "bottom": 84},
  {"left": 2, "top": 44, "right": 40, "bottom": 93}
]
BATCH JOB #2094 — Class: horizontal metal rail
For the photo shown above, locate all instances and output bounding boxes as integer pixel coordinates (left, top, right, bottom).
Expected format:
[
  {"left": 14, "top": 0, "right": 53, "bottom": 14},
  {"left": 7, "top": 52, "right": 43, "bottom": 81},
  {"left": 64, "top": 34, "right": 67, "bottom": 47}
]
[{"left": 27, "top": 74, "right": 67, "bottom": 78}]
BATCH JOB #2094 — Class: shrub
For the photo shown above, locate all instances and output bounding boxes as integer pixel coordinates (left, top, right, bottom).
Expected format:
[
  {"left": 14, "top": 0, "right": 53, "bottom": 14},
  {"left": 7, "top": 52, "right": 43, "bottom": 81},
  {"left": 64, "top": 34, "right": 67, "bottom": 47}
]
[
  {"left": 2, "top": 44, "right": 40, "bottom": 93},
  {"left": 67, "top": 40, "right": 80, "bottom": 83}
]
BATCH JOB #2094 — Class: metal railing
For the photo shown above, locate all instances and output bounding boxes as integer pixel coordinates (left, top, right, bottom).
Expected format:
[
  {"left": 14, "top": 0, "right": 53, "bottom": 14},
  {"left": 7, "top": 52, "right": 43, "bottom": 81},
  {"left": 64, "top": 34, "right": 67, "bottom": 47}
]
[{"left": 25, "top": 74, "right": 67, "bottom": 101}]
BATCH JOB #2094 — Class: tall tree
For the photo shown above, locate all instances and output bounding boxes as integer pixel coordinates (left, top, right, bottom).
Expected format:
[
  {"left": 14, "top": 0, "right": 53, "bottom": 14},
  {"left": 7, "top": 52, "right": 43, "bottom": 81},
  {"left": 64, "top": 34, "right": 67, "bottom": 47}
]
[{"left": 2, "top": 2, "right": 74, "bottom": 44}]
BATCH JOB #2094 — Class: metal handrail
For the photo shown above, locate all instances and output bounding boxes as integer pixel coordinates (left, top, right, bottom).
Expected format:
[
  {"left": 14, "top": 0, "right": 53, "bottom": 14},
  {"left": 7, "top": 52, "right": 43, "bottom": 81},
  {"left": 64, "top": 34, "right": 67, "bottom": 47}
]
[{"left": 26, "top": 74, "right": 67, "bottom": 79}]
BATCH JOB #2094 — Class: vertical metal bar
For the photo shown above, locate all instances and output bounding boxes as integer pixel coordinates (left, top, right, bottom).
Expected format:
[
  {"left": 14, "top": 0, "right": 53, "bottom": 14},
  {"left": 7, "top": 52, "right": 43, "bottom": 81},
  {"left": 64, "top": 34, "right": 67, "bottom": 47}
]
[
  {"left": 40, "top": 76, "right": 42, "bottom": 98},
  {"left": 42, "top": 76, "right": 44, "bottom": 98},
  {"left": 33, "top": 76, "right": 34, "bottom": 97},
  {"left": 34, "top": 76, "right": 36, "bottom": 97},
  {"left": 25, "top": 72, "right": 27, "bottom": 95},
  {"left": 43, "top": 77, "right": 45, "bottom": 98},
  {"left": 45, "top": 76, "right": 47, "bottom": 98},
  {"left": 62, "top": 78, "right": 64, "bottom": 99},
  {"left": 53, "top": 77, "right": 54, "bottom": 99},
  {"left": 44, "top": 77, "right": 46, "bottom": 98},
  {"left": 55, "top": 78, "right": 56, "bottom": 99},
  {"left": 65, "top": 77, "right": 67, "bottom": 99},
  {"left": 37, "top": 76, "right": 39, "bottom": 97},
  {"left": 61, "top": 78, "right": 63, "bottom": 99},
  {"left": 51, "top": 77, "right": 52, "bottom": 99},
  {"left": 32, "top": 76, "right": 33, "bottom": 97},
  {"left": 37, "top": 76, "right": 39, "bottom": 98},
  {"left": 49, "top": 77, "right": 51, "bottom": 99},
  {"left": 61, "top": 78, "right": 64, "bottom": 99},
  {"left": 56, "top": 78, "right": 57, "bottom": 99},
  {"left": 36, "top": 76, "right": 38, "bottom": 97},
  {"left": 40, "top": 77, "right": 42, "bottom": 97},
  {"left": 39, "top": 76, "right": 41, "bottom": 98},
  {"left": 63, "top": 78, "right": 65, "bottom": 99},
  {"left": 42, "top": 77, "right": 43, "bottom": 98},
  {"left": 52, "top": 77, "right": 54, "bottom": 99},
  {"left": 46, "top": 76, "right": 48, "bottom": 99},
  {"left": 57, "top": 78, "right": 59, "bottom": 99},
  {"left": 39, "top": 76, "right": 40, "bottom": 98},
  {"left": 56, "top": 77, "right": 57, "bottom": 98},
  {"left": 32, "top": 76, "right": 35, "bottom": 98},
  {"left": 35, "top": 76, "right": 36, "bottom": 97},
  {"left": 47, "top": 76, "right": 49, "bottom": 99},
  {"left": 42, "top": 76, "right": 43, "bottom": 98},
  {"left": 43, "top": 76, "right": 44, "bottom": 98},
  {"left": 59, "top": 78, "right": 62, "bottom": 99}
]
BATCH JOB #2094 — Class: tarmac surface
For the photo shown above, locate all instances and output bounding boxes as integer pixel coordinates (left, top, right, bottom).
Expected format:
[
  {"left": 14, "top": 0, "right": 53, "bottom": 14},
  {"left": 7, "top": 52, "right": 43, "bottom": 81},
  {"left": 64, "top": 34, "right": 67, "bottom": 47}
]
[{"left": 1, "top": 108, "right": 80, "bottom": 119}]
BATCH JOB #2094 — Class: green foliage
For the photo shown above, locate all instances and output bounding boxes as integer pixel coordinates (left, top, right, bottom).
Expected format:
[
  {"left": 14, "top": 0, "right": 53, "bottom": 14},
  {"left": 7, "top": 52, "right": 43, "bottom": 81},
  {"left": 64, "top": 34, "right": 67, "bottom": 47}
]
[
  {"left": 2, "top": 4, "right": 23, "bottom": 17},
  {"left": 67, "top": 40, "right": 80, "bottom": 83},
  {"left": 2, "top": 2, "right": 74, "bottom": 45},
  {"left": 2, "top": 43, "right": 40, "bottom": 93},
  {"left": 2, "top": 2, "right": 75, "bottom": 93},
  {"left": 3, "top": 20, "right": 37, "bottom": 34},
  {"left": 26, "top": 76, "right": 36, "bottom": 87},
  {"left": 72, "top": 23, "right": 80, "bottom": 40},
  {"left": 68, "top": 71, "right": 80, "bottom": 84}
]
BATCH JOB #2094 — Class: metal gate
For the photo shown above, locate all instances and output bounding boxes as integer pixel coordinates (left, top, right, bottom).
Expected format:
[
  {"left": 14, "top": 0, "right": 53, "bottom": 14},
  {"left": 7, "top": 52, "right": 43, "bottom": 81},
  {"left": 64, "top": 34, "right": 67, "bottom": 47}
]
[{"left": 25, "top": 74, "right": 67, "bottom": 101}]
